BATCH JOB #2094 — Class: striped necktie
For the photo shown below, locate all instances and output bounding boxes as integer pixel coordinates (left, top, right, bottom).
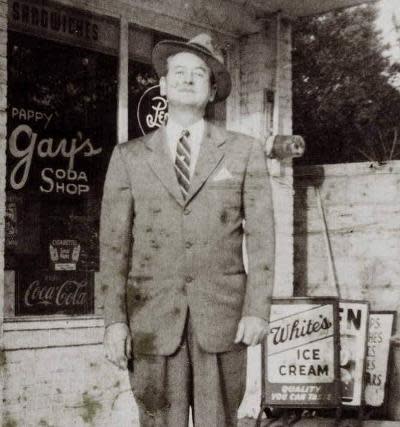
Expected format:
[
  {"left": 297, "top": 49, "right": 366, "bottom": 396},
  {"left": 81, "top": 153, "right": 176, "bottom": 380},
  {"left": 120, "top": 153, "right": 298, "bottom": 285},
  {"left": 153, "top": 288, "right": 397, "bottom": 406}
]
[{"left": 174, "top": 129, "right": 191, "bottom": 199}]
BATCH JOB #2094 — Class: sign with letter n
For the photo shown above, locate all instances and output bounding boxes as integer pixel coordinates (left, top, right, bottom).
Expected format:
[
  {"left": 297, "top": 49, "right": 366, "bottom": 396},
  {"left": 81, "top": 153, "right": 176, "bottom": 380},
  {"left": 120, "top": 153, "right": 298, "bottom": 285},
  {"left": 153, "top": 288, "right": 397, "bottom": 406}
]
[
  {"left": 338, "top": 300, "right": 369, "bottom": 407},
  {"left": 263, "top": 297, "right": 341, "bottom": 409}
]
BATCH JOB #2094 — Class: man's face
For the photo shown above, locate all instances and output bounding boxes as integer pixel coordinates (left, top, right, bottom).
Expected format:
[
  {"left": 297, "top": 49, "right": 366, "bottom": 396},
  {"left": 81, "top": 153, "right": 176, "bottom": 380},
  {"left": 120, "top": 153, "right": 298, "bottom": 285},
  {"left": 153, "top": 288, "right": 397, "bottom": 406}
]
[{"left": 160, "top": 51, "right": 216, "bottom": 111}]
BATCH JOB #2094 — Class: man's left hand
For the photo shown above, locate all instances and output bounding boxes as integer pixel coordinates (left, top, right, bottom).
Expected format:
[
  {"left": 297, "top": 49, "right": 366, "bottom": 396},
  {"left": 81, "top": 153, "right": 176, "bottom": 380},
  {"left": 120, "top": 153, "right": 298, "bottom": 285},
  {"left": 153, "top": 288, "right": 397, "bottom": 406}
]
[{"left": 234, "top": 316, "right": 269, "bottom": 346}]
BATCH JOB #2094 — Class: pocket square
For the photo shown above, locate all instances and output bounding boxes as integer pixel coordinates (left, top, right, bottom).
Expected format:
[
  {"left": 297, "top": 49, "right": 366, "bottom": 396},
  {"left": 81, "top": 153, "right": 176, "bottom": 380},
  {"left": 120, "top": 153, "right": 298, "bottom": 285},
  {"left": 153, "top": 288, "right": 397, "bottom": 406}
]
[{"left": 212, "top": 166, "right": 233, "bottom": 181}]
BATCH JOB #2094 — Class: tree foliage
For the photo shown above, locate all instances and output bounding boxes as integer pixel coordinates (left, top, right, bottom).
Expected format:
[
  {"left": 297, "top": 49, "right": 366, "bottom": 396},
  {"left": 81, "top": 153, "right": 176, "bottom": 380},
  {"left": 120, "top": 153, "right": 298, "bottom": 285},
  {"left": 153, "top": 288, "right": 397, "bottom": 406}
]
[{"left": 292, "top": 4, "right": 400, "bottom": 165}]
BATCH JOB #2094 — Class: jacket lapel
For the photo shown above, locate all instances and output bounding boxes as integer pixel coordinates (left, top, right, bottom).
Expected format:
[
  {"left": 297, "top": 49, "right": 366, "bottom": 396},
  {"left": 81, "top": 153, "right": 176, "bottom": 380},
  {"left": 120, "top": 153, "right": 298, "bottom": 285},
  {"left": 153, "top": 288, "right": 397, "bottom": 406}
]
[
  {"left": 186, "top": 122, "right": 226, "bottom": 204},
  {"left": 145, "top": 127, "right": 185, "bottom": 207}
]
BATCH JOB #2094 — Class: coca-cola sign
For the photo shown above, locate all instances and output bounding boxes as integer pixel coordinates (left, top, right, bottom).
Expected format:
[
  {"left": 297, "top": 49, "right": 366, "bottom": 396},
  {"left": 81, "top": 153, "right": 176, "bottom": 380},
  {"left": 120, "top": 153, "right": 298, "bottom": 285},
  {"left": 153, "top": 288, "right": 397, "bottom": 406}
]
[
  {"left": 16, "top": 271, "right": 94, "bottom": 315},
  {"left": 264, "top": 297, "right": 340, "bottom": 408}
]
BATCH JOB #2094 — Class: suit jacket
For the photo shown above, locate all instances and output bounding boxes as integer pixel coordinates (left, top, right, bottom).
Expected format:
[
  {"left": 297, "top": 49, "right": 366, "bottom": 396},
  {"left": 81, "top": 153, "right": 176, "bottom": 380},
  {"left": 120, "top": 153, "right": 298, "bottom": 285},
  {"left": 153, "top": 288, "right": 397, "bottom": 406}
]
[{"left": 99, "top": 121, "right": 275, "bottom": 355}]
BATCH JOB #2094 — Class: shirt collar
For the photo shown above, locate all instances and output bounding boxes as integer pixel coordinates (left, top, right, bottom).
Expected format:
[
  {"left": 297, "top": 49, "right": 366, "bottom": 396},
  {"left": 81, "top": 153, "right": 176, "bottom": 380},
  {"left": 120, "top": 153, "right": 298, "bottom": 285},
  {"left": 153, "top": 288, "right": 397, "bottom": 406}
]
[{"left": 166, "top": 117, "right": 205, "bottom": 141}]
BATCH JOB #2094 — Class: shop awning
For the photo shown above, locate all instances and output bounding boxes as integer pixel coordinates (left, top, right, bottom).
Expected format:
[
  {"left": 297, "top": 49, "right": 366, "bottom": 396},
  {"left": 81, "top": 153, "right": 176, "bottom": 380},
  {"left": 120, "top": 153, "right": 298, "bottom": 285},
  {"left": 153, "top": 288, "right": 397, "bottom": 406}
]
[{"left": 247, "top": 0, "right": 378, "bottom": 18}]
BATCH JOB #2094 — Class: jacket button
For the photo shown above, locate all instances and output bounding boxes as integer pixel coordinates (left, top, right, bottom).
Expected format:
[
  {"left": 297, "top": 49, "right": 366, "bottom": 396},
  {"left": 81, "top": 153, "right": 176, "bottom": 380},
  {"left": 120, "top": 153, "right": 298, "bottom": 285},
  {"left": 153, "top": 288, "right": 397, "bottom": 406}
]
[
  {"left": 185, "top": 276, "right": 193, "bottom": 283},
  {"left": 184, "top": 208, "right": 191, "bottom": 215},
  {"left": 185, "top": 241, "right": 192, "bottom": 249}
]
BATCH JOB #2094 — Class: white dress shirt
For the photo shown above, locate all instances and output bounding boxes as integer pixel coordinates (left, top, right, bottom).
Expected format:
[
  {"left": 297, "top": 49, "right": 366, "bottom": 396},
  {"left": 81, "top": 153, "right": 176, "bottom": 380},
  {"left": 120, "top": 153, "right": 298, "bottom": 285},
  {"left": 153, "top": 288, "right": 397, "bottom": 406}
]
[{"left": 166, "top": 118, "right": 205, "bottom": 178}]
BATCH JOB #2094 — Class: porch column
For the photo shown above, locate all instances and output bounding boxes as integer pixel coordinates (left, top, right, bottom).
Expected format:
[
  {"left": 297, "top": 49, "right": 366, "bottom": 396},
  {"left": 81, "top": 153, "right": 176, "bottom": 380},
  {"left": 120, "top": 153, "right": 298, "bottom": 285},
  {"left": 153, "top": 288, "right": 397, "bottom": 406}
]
[
  {"left": 226, "top": 15, "right": 294, "bottom": 418},
  {"left": 0, "top": 0, "right": 8, "bottom": 419}
]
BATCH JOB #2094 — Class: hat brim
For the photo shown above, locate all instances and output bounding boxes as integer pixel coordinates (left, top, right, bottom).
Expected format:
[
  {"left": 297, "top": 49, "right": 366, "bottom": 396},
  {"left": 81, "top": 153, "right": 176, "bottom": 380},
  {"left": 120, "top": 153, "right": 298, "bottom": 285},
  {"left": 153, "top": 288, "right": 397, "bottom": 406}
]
[{"left": 152, "top": 40, "right": 231, "bottom": 103}]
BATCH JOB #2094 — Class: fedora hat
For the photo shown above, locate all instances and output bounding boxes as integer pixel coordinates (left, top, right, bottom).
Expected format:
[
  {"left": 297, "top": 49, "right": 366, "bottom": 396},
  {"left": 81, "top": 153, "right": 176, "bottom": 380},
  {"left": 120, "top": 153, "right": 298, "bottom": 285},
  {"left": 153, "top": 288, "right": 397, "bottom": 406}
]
[{"left": 152, "top": 33, "right": 231, "bottom": 103}]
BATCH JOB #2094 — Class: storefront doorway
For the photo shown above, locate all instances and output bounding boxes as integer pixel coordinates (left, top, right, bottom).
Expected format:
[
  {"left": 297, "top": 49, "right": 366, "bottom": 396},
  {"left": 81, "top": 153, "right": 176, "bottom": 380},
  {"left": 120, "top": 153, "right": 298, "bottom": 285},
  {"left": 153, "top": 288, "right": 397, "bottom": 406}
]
[{"left": 4, "top": 1, "right": 226, "bottom": 321}]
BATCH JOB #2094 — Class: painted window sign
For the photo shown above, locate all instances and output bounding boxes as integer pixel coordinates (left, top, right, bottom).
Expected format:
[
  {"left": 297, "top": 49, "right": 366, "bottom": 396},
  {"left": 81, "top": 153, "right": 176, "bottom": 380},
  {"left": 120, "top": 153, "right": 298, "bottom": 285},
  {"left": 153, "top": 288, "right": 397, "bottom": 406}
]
[
  {"left": 6, "top": 29, "right": 117, "bottom": 316},
  {"left": 365, "top": 312, "right": 395, "bottom": 407},
  {"left": 6, "top": 31, "right": 117, "bottom": 273},
  {"left": 9, "top": 0, "right": 119, "bottom": 55},
  {"left": 15, "top": 271, "right": 94, "bottom": 316},
  {"left": 137, "top": 85, "right": 168, "bottom": 136},
  {"left": 265, "top": 298, "right": 340, "bottom": 408},
  {"left": 128, "top": 61, "right": 160, "bottom": 139},
  {"left": 8, "top": 111, "right": 103, "bottom": 195},
  {"left": 11, "top": 1, "right": 98, "bottom": 40},
  {"left": 338, "top": 301, "right": 369, "bottom": 406}
]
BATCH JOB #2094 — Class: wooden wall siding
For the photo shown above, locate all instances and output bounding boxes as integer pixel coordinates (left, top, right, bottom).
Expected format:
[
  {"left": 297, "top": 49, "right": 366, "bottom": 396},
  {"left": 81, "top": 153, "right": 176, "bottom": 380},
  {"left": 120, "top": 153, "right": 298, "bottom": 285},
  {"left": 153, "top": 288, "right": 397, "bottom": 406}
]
[
  {"left": 294, "top": 161, "right": 400, "bottom": 418},
  {"left": 294, "top": 161, "right": 400, "bottom": 329}
]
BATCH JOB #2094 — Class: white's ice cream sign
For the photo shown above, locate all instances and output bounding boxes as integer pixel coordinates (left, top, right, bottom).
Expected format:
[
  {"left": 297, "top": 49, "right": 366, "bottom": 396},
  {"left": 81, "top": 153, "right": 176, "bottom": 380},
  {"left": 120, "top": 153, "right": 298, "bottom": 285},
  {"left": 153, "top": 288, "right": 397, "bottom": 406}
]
[{"left": 265, "top": 299, "right": 340, "bottom": 407}]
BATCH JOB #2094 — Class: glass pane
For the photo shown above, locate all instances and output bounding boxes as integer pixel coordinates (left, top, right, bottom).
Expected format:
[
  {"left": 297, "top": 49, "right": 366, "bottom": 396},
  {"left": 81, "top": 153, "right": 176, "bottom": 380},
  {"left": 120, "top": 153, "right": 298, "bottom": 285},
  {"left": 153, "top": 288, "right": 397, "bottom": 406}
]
[
  {"left": 128, "top": 30, "right": 226, "bottom": 140},
  {"left": 6, "top": 31, "right": 118, "bottom": 316},
  {"left": 128, "top": 60, "right": 160, "bottom": 139}
]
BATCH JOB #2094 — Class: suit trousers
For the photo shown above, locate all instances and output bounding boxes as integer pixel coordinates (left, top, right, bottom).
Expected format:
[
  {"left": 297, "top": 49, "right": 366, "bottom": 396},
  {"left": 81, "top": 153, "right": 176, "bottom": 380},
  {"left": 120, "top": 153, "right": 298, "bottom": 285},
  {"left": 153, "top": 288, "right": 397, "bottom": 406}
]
[{"left": 128, "top": 313, "right": 247, "bottom": 427}]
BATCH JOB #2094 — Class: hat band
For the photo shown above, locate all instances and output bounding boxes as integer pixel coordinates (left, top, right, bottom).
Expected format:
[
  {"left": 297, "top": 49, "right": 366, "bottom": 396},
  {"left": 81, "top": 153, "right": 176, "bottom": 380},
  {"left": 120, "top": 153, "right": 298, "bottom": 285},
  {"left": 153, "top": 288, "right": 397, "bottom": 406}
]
[{"left": 187, "top": 42, "right": 216, "bottom": 59}]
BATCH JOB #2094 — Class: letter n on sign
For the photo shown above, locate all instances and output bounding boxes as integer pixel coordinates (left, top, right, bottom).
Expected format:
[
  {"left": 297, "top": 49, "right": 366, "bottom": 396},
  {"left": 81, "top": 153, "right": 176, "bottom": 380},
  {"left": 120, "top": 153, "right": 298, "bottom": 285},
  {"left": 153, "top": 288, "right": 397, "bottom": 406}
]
[{"left": 263, "top": 297, "right": 340, "bottom": 409}]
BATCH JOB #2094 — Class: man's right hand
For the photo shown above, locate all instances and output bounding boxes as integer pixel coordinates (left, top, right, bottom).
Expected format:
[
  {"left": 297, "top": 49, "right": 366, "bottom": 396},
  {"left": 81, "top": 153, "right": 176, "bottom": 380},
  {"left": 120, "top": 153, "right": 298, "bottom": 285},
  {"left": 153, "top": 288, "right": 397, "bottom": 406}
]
[{"left": 104, "top": 323, "right": 132, "bottom": 370}]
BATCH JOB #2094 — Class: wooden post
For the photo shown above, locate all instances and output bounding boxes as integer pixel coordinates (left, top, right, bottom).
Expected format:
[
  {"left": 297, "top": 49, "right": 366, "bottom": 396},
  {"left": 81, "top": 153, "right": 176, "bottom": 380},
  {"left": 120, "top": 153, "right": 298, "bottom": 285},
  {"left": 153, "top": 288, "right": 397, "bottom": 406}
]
[
  {"left": 226, "top": 41, "right": 241, "bottom": 133},
  {"left": 117, "top": 16, "right": 129, "bottom": 144},
  {"left": 0, "top": 0, "right": 8, "bottom": 420}
]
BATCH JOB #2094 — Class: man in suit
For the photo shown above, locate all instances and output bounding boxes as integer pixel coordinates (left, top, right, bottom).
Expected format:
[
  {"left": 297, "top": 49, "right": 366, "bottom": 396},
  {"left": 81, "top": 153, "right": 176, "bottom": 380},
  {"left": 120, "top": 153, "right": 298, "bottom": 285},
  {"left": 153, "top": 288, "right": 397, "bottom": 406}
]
[{"left": 100, "top": 33, "right": 275, "bottom": 426}]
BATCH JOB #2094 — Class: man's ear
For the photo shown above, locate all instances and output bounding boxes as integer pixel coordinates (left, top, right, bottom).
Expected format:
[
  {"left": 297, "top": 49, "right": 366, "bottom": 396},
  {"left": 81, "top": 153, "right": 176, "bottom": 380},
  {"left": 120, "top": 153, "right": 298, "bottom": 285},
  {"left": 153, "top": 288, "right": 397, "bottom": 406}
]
[
  {"left": 159, "top": 77, "right": 167, "bottom": 96},
  {"left": 209, "top": 84, "right": 217, "bottom": 103}
]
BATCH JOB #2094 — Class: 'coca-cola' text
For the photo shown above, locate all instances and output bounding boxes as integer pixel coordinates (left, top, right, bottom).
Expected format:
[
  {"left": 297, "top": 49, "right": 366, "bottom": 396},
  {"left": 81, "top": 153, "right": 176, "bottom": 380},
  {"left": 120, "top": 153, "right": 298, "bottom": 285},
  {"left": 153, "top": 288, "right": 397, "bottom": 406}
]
[{"left": 24, "top": 279, "right": 88, "bottom": 307}]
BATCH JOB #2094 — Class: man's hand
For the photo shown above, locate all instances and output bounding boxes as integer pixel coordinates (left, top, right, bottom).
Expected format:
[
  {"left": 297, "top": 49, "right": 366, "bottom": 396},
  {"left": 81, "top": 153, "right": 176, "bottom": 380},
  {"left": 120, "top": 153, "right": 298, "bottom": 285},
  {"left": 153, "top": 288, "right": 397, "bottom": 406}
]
[
  {"left": 234, "top": 316, "right": 269, "bottom": 346},
  {"left": 104, "top": 323, "right": 132, "bottom": 370}
]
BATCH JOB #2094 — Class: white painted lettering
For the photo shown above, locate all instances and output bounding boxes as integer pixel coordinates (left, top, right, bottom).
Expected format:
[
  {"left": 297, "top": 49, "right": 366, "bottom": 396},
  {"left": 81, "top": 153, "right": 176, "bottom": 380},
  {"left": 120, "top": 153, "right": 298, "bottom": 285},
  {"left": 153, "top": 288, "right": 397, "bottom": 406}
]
[{"left": 9, "top": 124, "right": 101, "bottom": 190}]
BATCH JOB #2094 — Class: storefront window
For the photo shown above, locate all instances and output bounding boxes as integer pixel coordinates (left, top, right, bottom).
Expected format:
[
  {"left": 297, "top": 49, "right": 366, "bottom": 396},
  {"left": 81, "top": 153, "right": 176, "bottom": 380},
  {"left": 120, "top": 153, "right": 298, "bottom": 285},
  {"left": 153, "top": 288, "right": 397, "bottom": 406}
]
[
  {"left": 5, "top": 31, "right": 118, "bottom": 317},
  {"left": 128, "top": 61, "right": 159, "bottom": 139},
  {"left": 128, "top": 27, "right": 172, "bottom": 139},
  {"left": 4, "top": 18, "right": 226, "bottom": 319},
  {"left": 127, "top": 30, "right": 226, "bottom": 140}
]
